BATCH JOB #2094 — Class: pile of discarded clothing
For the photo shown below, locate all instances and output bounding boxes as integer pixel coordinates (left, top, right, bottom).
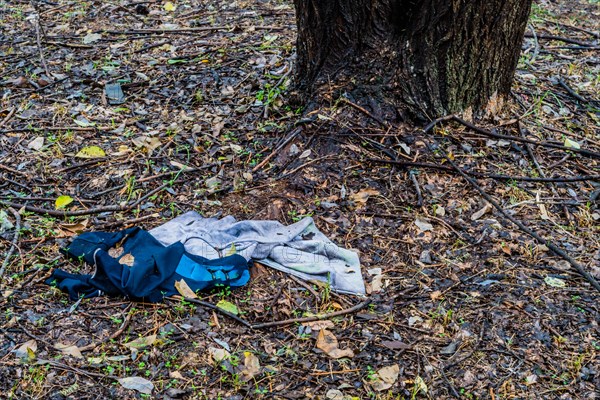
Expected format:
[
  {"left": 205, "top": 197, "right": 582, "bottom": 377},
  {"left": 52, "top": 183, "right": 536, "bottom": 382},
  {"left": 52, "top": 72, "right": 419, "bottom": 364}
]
[{"left": 46, "top": 211, "right": 365, "bottom": 302}]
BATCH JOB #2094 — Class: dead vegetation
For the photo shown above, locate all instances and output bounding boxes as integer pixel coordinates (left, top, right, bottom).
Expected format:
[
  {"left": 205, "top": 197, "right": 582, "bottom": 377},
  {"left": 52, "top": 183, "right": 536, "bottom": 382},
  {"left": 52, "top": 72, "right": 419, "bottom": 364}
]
[{"left": 0, "top": 0, "right": 598, "bottom": 399}]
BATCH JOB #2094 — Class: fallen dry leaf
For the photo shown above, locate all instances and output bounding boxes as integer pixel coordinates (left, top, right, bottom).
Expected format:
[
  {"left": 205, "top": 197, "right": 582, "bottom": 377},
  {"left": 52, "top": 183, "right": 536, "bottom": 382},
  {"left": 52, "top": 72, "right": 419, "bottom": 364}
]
[
  {"left": 14, "top": 340, "right": 37, "bottom": 361},
  {"left": 349, "top": 188, "right": 379, "bottom": 208},
  {"left": 238, "top": 351, "right": 261, "bottom": 381},
  {"left": 471, "top": 202, "right": 492, "bottom": 221},
  {"left": 414, "top": 218, "right": 434, "bottom": 232},
  {"left": 371, "top": 364, "right": 400, "bottom": 391},
  {"left": 54, "top": 343, "right": 83, "bottom": 359},
  {"left": 108, "top": 246, "right": 125, "bottom": 258},
  {"left": 316, "top": 329, "right": 354, "bottom": 359},
  {"left": 119, "top": 253, "right": 135, "bottom": 267},
  {"left": 302, "top": 320, "right": 334, "bottom": 331},
  {"left": 118, "top": 376, "right": 153, "bottom": 394},
  {"left": 123, "top": 335, "right": 156, "bottom": 350},
  {"left": 174, "top": 279, "right": 198, "bottom": 299},
  {"left": 208, "top": 346, "right": 230, "bottom": 363}
]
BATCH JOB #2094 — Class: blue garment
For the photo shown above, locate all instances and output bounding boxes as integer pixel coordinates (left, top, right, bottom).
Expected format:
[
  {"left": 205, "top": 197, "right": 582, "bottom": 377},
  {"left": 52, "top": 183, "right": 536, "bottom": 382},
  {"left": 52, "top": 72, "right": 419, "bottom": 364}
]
[{"left": 45, "top": 227, "right": 249, "bottom": 302}]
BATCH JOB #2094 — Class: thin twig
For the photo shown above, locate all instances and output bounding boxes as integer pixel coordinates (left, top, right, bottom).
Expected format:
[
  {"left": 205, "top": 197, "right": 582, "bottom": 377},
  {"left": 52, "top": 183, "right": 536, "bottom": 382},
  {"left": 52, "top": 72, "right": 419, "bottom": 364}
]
[
  {"left": 340, "top": 98, "right": 389, "bottom": 128},
  {"left": 250, "top": 299, "right": 371, "bottom": 329},
  {"left": 79, "top": 304, "right": 133, "bottom": 352},
  {"left": 169, "top": 296, "right": 372, "bottom": 330},
  {"left": 0, "top": 208, "right": 21, "bottom": 280},
  {"left": 252, "top": 127, "right": 301, "bottom": 172},
  {"left": 524, "top": 33, "right": 594, "bottom": 47},
  {"left": 0, "top": 163, "right": 29, "bottom": 177},
  {"left": 450, "top": 116, "right": 600, "bottom": 159},
  {"left": 31, "top": 12, "right": 52, "bottom": 79},
  {"left": 409, "top": 171, "right": 423, "bottom": 207},
  {"left": 0, "top": 107, "right": 16, "bottom": 128},
  {"left": 166, "top": 296, "right": 252, "bottom": 328}
]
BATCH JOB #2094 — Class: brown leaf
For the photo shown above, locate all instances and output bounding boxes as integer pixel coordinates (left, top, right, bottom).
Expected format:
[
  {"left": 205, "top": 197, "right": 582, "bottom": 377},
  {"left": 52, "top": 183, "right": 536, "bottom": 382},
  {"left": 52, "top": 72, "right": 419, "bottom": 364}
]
[
  {"left": 55, "top": 343, "right": 83, "bottom": 359},
  {"left": 381, "top": 340, "right": 411, "bottom": 351},
  {"left": 60, "top": 219, "right": 89, "bottom": 235},
  {"left": 238, "top": 351, "right": 261, "bottom": 381},
  {"left": 123, "top": 334, "right": 156, "bottom": 350},
  {"left": 108, "top": 246, "right": 124, "bottom": 258},
  {"left": 371, "top": 364, "right": 400, "bottom": 391},
  {"left": 349, "top": 188, "right": 379, "bottom": 208},
  {"left": 316, "top": 329, "right": 354, "bottom": 359},
  {"left": 119, "top": 253, "right": 135, "bottom": 267},
  {"left": 430, "top": 290, "right": 443, "bottom": 301},
  {"left": 302, "top": 320, "right": 334, "bottom": 331}
]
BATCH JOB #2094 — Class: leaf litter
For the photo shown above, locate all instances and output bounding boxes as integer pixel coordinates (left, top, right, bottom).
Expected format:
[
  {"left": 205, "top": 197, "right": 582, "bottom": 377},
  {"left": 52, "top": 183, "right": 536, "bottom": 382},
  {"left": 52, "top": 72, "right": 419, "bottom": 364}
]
[{"left": 0, "top": 0, "right": 598, "bottom": 398}]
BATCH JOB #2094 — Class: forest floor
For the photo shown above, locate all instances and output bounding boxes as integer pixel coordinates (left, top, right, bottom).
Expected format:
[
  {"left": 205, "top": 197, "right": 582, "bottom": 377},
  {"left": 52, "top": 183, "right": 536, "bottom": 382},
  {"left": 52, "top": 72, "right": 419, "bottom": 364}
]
[{"left": 1, "top": 0, "right": 599, "bottom": 399}]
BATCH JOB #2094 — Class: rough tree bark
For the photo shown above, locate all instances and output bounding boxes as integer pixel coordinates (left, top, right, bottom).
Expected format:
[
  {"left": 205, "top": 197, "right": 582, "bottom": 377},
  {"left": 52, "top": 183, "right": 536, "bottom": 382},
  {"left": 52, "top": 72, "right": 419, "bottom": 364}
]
[{"left": 293, "top": 0, "right": 533, "bottom": 121}]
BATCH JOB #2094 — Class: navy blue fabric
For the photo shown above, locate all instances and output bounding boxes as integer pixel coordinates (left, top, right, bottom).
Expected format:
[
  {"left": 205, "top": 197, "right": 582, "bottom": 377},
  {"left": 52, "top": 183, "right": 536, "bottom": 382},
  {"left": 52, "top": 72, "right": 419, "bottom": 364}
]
[{"left": 45, "top": 227, "right": 250, "bottom": 303}]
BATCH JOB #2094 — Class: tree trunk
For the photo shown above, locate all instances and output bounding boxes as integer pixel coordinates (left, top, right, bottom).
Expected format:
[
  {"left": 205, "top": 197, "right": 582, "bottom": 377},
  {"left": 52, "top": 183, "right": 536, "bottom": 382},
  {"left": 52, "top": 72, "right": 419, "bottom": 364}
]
[{"left": 293, "top": 0, "right": 533, "bottom": 121}]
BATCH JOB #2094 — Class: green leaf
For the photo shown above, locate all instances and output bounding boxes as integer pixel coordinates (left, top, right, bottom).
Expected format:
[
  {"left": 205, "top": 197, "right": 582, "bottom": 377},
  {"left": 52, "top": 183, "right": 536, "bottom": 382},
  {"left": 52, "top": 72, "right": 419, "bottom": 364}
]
[
  {"left": 55, "top": 195, "right": 74, "bottom": 209},
  {"left": 75, "top": 145, "right": 106, "bottom": 158},
  {"left": 564, "top": 138, "right": 581, "bottom": 149},
  {"left": 544, "top": 276, "right": 566, "bottom": 288},
  {"left": 163, "top": 1, "right": 176, "bottom": 11},
  {"left": 167, "top": 59, "right": 187, "bottom": 65},
  {"left": 73, "top": 118, "right": 95, "bottom": 127},
  {"left": 216, "top": 299, "right": 238, "bottom": 315}
]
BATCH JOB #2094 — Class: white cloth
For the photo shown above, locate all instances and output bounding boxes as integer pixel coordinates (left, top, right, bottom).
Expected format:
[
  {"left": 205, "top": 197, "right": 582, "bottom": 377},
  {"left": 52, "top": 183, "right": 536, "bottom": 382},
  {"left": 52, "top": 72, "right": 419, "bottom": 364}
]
[{"left": 149, "top": 211, "right": 365, "bottom": 295}]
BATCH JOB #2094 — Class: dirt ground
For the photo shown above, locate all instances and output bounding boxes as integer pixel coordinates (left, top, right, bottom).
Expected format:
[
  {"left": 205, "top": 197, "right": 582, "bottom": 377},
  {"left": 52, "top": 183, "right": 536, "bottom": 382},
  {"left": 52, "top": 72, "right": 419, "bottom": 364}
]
[{"left": 0, "top": 0, "right": 599, "bottom": 399}]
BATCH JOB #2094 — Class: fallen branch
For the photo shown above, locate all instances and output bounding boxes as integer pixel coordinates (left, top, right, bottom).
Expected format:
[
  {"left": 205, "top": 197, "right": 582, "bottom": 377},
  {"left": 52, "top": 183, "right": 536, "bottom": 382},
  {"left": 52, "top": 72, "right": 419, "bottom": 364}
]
[
  {"left": 524, "top": 33, "right": 594, "bottom": 47},
  {"left": 0, "top": 180, "right": 170, "bottom": 217},
  {"left": 31, "top": 12, "right": 52, "bottom": 80},
  {"left": 421, "top": 121, "right": 600, "bottom": 293},
  {"left": 0, "top": 208, "right": 21, "bottom": 280},
  {"left": 557, "top": 77, "right": 598, "bottom": 106},
  {"left": 368, "top": 158, "right": 600, "bottom": 183},
  {"left": 250, "top": 298, "right": 372, "bottom": 329},
  {"left": 168, "top": 296, "right": 372, "bottom": 329},
  {"left": 427, "top": 115, "right": 600, "bottom": 159}
]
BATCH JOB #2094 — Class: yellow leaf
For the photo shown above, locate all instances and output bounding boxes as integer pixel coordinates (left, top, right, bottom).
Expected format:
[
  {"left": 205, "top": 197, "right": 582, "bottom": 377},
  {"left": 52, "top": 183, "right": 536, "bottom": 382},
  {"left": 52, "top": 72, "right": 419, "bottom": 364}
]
[
  {"left": 75, "top": 145, "right": 106, "bottom": 158},
  {"left": 174, "top": 279, "right": 198, "bottom": 299},
  {"left": 55, "top": 195, "right": 74, "bottom": 209},
  {"left": 224, "top": 243, "right": 237, "bottom": 256},
  {"left": 216, "top": 299, "right": 239, "bottom": 315},
  {"left": 414, "top": 376, "right": 428, "bottom": 394},
  {"left": 164, "top": 1, "right": 176, "bottom": 11}
]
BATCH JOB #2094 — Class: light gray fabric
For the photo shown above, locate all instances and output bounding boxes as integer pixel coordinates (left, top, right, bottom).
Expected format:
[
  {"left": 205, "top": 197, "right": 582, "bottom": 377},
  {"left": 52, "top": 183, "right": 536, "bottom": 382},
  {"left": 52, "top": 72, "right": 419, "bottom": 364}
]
[{"left": 149, "top": 211, "right": 365, "bottom": 295}]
